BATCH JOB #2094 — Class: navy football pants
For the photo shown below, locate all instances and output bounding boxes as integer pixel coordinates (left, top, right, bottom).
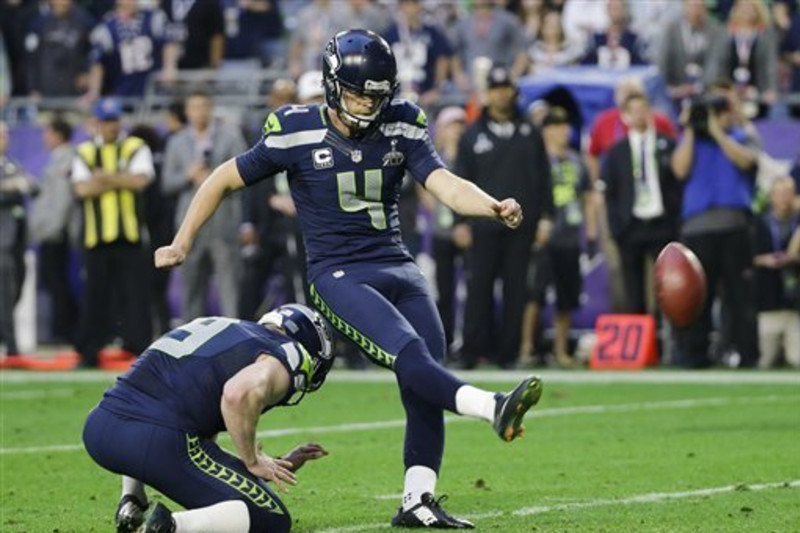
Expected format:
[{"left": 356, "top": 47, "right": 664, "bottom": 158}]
[
  {"left": 310, "top": 261, "right": 465, "bottom": 472},
  {"left": 83, "top": 406, "right": 291, "bottom": 533}
]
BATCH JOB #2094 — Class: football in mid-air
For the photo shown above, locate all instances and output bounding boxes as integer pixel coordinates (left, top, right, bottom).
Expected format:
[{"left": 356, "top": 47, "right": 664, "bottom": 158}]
[{"left": 654, "top": 242, "right": 706, "bottom": 327}]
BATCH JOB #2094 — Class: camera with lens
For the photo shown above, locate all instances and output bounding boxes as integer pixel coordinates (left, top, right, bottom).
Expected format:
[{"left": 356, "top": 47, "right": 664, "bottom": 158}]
[{"left": 687, "top": 94, "right": 731, "bottom": 139}]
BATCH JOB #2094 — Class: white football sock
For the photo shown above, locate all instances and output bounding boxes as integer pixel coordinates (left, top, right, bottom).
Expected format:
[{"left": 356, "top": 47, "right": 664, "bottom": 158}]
[
  {"left": 120, "top": 476, "right": 147, "bottom": 504},
  {"left": 403, "top": 465, "right": 438, "bottom": 511},
  {"left": 173, "top": 500, "right": 250, "bottom": 533},
  {"left": 454, "top": 385, "right": 497, "bottom": 423}
]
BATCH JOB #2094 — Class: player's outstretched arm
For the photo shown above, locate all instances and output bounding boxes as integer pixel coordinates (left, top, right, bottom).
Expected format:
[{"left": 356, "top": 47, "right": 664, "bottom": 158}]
[
  {"left": 154, "top": 158, "right": 246, "bottom": 269},
  {"left": 221, "top": 355, "right": 297, "bottom": 491},
  {"left": 425, "top": 168, "right": 523, "bottom": 229}
]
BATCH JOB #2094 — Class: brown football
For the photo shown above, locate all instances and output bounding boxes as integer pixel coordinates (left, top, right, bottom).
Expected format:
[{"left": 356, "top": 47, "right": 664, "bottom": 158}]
[{"left": 654, "top": 242, "right": 707, "bottom": 327}]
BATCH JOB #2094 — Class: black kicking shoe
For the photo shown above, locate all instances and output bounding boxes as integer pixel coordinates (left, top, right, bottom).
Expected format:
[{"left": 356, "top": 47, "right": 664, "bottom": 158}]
[
  {"left": 493, "top": 375, "right": 543, "bottom": 442},
  {"left": 141, "top": 502, "right": 176, "bottom": 533},
  {"left": 115, "top": 494, "right": 147, "bottom": 533},
  {"left": 391, "top": 493, "right": 475, "bottom": 529}
]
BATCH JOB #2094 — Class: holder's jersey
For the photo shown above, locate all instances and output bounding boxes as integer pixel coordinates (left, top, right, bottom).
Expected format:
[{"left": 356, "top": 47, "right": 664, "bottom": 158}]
[
  {"left": 100, "top": 317, "right": 313, "bottom": 437},
  {"left": 235, "top": 100, "right": 445, "bottom": 281}
]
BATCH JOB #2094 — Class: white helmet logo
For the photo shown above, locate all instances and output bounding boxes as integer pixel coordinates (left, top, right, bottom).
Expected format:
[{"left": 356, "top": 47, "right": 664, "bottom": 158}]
[{"left": 364, "top": 80, "right": 391, "bottom": 93}]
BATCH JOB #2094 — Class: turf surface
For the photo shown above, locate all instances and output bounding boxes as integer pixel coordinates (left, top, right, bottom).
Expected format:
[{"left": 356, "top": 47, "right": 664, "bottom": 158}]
[{"left": 1, "top": 370, "right": 798, "bottom": 532}]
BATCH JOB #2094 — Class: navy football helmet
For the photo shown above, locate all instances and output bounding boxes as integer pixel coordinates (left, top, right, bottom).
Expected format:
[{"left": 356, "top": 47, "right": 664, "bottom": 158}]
[
  {"left": 322, "top": 29, "right": 398, "bottom": 132},
  {"left": 259, "top": 304, "right": 334, "bottom": 394}
]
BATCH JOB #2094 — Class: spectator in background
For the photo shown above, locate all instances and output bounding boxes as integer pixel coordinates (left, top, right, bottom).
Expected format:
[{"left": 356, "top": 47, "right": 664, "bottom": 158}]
[
  {"left": 781, "top": 6, "right": 800, "bottom": 117},
  {"left": 163, "top": 90, "right": 246, "bottom": 321},
  {"left": 707, "top": 0, "right": 778, "bottom": 119},
  {"left": 222, "top": 0, "right": 285, "bottom": 68},
  {"left": 561, "top": 0, "right": 609, "bottom": 49},
  {"left": 238, "top": 76, "right": 305, "bottom": 320},
  {"left": 520, "top": 107, "right": 592, "bottom": 368},
  {"left": 425, "top": 0, "right": 466, "bottom": 49},
  {"left": 659, "top": 0, "right": 723, "bottom": 106},
  {"left": 455, "top": 66, "right": 553, "bottom": 369},
  {"left": 585, "top": 77, "right": 677, "bottom": 312},
  {"left": 0, "top": 122, "right": 36, "bottom": 357},
  {"left": 161, "top": 0, "right": 224, "bottom": 70},
  {"left": 419, "top": 106, "right": 468, "bottom": 353},
  {"left": 348, "top": 0, "right": 389, "bottom": 35},
  {"left": 383, "top": 0, "right": 453, "bottom": 107},
  {"left": 28, "top": 118, "right": 79, "bottom": 344},
  {"left": 586, "top": 78, "right": 678, "bottom": 182},
  {"left": 601, "top": 93, "right": 682, "bottom": 314},
  {"left": 24, "top": 0, "right": 94, "bottom": 98},
  {"left": 288, "top": 0, "right": 351, "bottom": 78},
  {"left": 128, "top": 123, "right": 172, "bottom": 336},
  {"left": 453, "top": 0, "right": 528, "bottom": 78},
  {"left": 71, "top": 99, "right": 153, "bottom": 367},
  {"left": 518, "top": 0, "right": 547, "bottom": 48},
  {"left": 164, "top": 99, "right": 185, "bottom": 134},
  {"left": 85, "top": 0, "right": 178, "bottom": 101},
  {"left": 1, "top": 0, "right": 47, "bottom": 97},
  {"left": 753, "top": 177, "right": 800, "bottom": 368},
  {"left": 671, "top": 82, "right": 760, "bottom": 368},
  {"left": 581, "top": 0, "right": 646, "bottom": 69},
  {"left": 527, "top": 9, "right": 583, "bottom": 74},
  {"left": 628, "top": 0, "right": 682, "bottom": 62}
]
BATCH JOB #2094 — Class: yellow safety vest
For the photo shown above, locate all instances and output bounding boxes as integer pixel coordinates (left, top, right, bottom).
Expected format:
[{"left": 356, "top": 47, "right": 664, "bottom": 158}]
[{"left": 76, "top": 136, "right": 146, "bottom": 249}]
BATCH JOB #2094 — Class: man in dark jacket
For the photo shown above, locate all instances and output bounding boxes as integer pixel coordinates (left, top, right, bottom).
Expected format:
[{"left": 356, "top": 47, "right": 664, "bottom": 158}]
[
  {"left": 602, "top": 93, "right": 682, "bottom": 314},
  {"left": 454, "top": 65, "right": 553, "bottom": 368}
]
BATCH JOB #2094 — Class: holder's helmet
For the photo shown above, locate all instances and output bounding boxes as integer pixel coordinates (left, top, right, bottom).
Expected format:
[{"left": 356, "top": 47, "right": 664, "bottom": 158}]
[
  {"left": 322, "top": 29, "right": 398, "bottom": 132},
  {"left": 259, "top": 304, "right": 334, "bottom": 395}
]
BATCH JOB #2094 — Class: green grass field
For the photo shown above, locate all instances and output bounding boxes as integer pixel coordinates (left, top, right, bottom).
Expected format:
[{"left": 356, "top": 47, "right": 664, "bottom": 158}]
[{"left": 1, "top": 370, "right": 799, "bottom": 532}]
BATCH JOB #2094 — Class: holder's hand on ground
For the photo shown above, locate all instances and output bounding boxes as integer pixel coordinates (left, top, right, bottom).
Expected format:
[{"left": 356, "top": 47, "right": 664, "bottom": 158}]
[
  {"left": 281, "top": 443, "right": 329, "bottom": 472},
  {"left": 154, "top": 244, "right": 187, "bottom": 269},
  {"left": 246, "top": 450, "right": 297, "bottom": 492},
  {"left": 494, "top": 198, "right": 523, "bottom": 229}
]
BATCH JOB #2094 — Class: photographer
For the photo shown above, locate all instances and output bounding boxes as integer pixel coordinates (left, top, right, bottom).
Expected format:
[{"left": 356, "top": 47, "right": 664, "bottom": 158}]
[{"left": 671, "top": 82, "right": 759, "bottom": 368}]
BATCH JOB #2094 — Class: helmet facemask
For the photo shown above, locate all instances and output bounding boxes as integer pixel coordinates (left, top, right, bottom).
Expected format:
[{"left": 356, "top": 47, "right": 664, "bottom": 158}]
[
  {"left": 258, "top": 304, "right": 334, "bottom": 401},
  {"left": 335, "top": 82, "right": 394, "bottom": 132},
  {"left": 322, "top": 29, "right": 398, "bottom": 134}
]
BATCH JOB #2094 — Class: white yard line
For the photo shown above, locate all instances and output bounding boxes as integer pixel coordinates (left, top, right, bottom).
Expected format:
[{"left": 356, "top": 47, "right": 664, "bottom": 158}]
[
  {"left": 2, "top": 394, "right": 797, "bottom": 455},
  {"left": 0, "top": 388, "right": 75, "bottom": 400},
  {"left": 321, "top": 480, "right": 800, "bottom": 533},
  {"left": 513, "top": 480, "right": 800, "bottom": 516},
  {"left": 2, "top": 369, "right": 800, "bottom": 385}
]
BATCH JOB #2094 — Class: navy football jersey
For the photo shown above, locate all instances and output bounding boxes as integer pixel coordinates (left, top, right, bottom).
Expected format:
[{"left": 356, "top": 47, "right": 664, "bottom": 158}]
[
  {"left": 101, "top": 317, "right": 313, "bottom": 437},
  {"left": 89, "top": 8, "right": 170, "bottom": 96},
  {"left": 235, "top": 100, "right": 445, "bottom": 281}
]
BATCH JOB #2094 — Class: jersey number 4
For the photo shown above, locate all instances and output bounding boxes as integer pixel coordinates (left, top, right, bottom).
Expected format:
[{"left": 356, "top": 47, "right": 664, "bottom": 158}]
[{"left": 337, "top": 170, "right": 387, "bottom": 230}]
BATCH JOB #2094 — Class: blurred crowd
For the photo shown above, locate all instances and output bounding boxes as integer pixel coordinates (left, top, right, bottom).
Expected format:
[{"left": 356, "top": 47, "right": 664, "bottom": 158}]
[
  {"left": 0, "top": 0, "right": 799, "bottom": 111},
  {"left": 1, "top": 0, "right": 799, "bottom": 371}
]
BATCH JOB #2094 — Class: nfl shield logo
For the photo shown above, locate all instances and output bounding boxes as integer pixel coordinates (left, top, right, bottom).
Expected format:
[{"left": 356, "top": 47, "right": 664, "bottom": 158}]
[{"left": 351, "top": 150, "right": 363, "bottom": 163}]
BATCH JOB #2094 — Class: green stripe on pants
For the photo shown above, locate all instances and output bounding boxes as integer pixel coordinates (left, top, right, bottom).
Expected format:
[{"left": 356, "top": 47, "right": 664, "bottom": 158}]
[
  {"left": 186, "top": 435, "right": 283, "bottom": 513},
  {"left": 309, "top": 283, "right": 396, "bottom": 369}
]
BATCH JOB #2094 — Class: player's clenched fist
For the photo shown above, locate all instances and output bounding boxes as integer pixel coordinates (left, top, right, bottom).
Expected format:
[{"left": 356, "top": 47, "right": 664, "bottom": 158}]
[
  {"left": 154, "top": 245, "right": 187, "bottom": 269},
  {"left": 494, "top": 198, "right": 523, "bottom": 229}
]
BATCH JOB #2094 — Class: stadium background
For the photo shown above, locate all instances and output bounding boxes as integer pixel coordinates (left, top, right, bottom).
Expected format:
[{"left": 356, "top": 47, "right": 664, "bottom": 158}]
[{"left": 1, "top": 0, "right": 799, "bottom": 365}]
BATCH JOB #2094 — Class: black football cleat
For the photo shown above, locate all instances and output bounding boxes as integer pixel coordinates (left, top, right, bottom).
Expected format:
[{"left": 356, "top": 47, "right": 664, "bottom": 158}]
[
  {"left": 141, "top": 502, "right": 176, "bottom": 533},
  {"left": 115, "top": 494, "right": 147, "bottom": 533},
  {"left": 493, "top": 375, "right": 543, "bottom": 442},
  {"left": 391, "top": 493, "right": 475, "bottom": 529}
]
